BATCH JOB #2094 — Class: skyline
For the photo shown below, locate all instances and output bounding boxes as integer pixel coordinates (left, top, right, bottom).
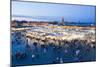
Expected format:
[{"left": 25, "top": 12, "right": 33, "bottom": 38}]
[{"left": 12, "top": 1, "right": 96, "bottom": 23}]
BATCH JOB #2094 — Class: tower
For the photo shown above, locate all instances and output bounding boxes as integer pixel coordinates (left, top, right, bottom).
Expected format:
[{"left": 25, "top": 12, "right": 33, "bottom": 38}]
[{"left": 61, "top": 17, "right": 64, "bottom": 25}]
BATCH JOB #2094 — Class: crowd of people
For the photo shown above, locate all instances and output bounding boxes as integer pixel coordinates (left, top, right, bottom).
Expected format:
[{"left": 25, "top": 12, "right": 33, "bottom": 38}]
[{"left": 11, "top": 31, "right": 96, "bottom": 66}]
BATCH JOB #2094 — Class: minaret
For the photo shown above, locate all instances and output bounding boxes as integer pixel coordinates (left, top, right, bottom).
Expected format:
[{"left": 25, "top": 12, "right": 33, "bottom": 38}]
[{"left": 61, "top": 17, "right": 64, "bottom": 25}]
